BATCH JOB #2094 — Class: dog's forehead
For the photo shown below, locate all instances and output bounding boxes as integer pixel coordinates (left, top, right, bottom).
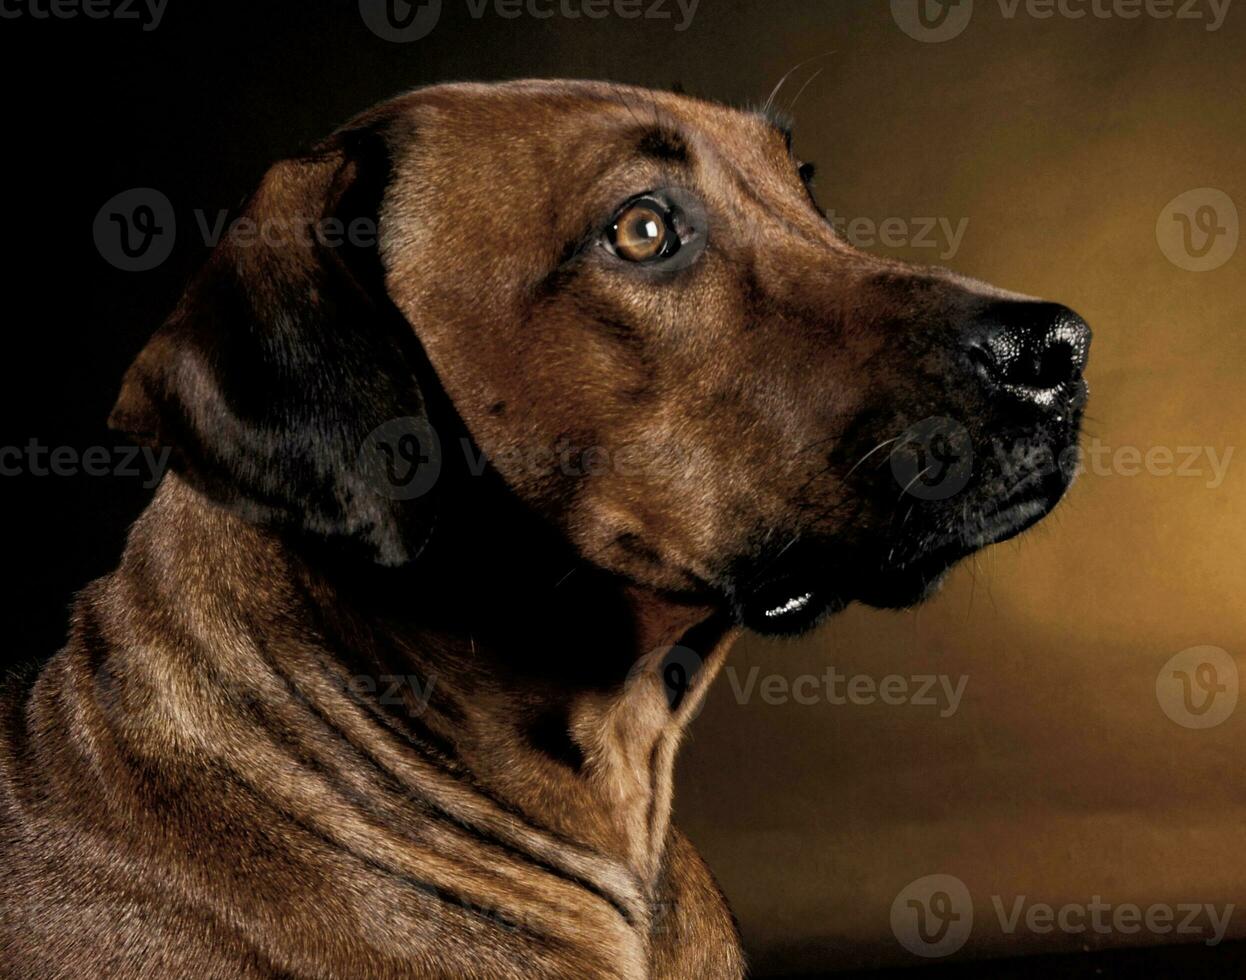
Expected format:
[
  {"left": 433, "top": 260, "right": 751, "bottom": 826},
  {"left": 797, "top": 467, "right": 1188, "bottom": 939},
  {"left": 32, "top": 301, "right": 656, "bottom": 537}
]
[
  {"left": 377, "top": 80, "right": 813, "bottom": 286},
  {"left": 385, "top": 80, "right": 791, "bottom": 170}
]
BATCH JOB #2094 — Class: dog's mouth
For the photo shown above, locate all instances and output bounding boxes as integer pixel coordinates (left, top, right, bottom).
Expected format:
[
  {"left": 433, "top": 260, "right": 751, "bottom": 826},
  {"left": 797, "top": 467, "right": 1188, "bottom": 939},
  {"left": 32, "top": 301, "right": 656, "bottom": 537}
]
[
  {"left": 738, "top": 578, "right": 848, "bottom": 637},
  {"left": 733, "top": 489, "right": 1061, "bottom": 637}
]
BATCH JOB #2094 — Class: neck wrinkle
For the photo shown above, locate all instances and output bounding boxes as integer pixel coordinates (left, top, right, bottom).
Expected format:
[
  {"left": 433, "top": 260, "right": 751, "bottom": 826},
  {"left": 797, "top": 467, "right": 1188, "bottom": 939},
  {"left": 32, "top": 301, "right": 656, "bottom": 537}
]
[
  {"left": 323, "top": 576, "right": 738, "bottom": 894},
  {"left": 137, "top": 475, "right": 740, "bottom": 911}
]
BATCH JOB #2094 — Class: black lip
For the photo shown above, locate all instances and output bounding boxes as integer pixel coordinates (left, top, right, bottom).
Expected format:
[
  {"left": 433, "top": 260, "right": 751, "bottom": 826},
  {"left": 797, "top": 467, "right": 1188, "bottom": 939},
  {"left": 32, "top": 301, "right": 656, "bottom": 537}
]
[
  {"left": 730, "top": 536, "right": 847, "bottom": 637},
  {"left": 735, "top": 579, "right": 846, "bottom": 637},
  {"left": 857, "top": 490, "right": 1063, "bottom": 610},
  {"left": 923, "top": 494, "right": 1053, "bottom": 557},
  {"left": 734, "top": 486, "right": 1066, "bottom": 635}
]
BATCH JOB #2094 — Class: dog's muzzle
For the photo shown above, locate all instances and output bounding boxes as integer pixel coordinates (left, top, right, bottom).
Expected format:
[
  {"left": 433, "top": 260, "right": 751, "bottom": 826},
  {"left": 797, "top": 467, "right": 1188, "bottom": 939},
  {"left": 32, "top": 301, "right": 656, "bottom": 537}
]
[{"left": 734, "top": 298, "right": 1092, "bottom": 637}]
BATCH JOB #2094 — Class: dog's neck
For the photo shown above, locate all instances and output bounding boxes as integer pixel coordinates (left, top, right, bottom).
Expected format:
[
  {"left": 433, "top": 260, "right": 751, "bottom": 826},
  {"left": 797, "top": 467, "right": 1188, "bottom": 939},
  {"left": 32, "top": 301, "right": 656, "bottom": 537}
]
[{"left": 122, "top": 475, "right": 737, "bottom": 904}]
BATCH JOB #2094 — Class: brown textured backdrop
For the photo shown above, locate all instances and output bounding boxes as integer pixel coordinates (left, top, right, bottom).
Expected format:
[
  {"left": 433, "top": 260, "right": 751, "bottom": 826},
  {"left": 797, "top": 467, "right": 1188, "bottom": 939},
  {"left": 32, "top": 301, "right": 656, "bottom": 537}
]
[{"left": 657, "top": 2, "right": 1246, "bottom": 974}]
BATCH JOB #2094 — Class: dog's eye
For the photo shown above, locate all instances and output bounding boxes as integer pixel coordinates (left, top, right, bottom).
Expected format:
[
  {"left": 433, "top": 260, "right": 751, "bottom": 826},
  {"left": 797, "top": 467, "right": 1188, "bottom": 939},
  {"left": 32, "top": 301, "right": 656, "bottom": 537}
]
[{"left": 608, "top": 199, "right": 679, "bottom": 263}]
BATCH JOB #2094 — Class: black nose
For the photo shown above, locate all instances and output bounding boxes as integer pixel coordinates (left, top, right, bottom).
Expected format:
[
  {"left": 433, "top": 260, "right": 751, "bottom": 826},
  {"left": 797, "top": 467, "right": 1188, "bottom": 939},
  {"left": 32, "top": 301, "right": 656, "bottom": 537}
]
[{"left": 964, "top": 301, "right": 1091, "bottom": 405}]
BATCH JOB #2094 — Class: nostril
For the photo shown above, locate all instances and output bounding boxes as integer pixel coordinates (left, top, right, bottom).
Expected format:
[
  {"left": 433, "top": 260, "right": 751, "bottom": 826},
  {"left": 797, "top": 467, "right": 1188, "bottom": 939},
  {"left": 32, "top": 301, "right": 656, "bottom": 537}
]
[
  {"left": 966, "top": 341, "right": 996, "bottom": 382},
  {"left": 1029, "top": 337, "right": 1078, "bottom": 390}
]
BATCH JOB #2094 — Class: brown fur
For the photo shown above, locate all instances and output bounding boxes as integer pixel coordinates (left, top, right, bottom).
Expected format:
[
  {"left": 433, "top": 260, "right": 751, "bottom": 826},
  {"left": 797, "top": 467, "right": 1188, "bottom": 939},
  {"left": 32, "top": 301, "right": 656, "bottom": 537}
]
[{"left": 0, "top": 80, "right": 1088, "bottom": 978}]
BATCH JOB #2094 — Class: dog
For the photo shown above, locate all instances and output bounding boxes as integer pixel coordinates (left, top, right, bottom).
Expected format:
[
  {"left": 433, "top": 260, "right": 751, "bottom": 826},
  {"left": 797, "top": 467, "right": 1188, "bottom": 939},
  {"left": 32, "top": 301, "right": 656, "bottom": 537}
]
[{"left": 0, "top": 79, "right": 1089, "bottom": 978}]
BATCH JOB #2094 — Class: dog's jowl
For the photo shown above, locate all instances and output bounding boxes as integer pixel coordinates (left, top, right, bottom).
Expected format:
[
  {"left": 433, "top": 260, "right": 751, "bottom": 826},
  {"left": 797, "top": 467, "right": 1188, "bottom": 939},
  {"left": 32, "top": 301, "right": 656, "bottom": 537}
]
[{"left": 0, "top": 80, "right": 1089, "bottom": 979}]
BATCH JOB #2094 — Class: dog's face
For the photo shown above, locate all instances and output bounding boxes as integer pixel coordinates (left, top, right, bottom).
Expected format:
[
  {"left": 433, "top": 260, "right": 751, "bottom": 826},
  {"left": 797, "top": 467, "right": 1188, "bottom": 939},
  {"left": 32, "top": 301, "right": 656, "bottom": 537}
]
[
  {"left": 380, "top": 81, "right": 1090, "bottom": 633},
  {"left": 113, "top": 80, "right": 1089, "bottom": 637}
]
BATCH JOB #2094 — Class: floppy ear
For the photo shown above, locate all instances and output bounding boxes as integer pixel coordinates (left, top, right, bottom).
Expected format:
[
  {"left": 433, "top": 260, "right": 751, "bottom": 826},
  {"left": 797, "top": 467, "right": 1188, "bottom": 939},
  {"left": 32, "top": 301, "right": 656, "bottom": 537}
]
[{"left": 109, "top": 125, "right": 440, "bottom": 565}]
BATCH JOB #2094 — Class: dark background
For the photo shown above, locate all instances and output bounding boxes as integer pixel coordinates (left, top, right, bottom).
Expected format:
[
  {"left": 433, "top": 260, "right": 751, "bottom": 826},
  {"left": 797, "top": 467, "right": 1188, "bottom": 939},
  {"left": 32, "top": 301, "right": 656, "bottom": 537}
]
[{"left": 3, "top": 0, "right": 1244, "bottom": 975}]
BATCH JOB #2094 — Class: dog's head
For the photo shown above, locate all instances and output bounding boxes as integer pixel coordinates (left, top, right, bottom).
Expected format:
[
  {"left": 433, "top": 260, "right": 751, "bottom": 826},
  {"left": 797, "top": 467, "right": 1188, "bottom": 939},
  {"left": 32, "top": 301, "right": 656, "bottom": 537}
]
[{"left": 112, "top": 80, "right": 1089, "bottom": 636}]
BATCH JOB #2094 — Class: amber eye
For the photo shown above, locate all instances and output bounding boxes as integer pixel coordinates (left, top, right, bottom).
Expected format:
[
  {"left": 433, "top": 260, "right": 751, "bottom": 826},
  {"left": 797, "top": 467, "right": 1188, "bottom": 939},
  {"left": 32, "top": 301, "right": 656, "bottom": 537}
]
[{"left": 609, "top": 200, "right": 677, "bottom": 262}]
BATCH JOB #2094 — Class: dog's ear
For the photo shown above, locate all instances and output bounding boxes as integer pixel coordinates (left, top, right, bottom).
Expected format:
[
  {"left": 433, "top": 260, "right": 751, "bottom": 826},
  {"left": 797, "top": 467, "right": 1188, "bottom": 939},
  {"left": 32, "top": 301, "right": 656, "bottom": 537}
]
[{"left": 110, "top": 125, "right": 441, "bottom": 565}]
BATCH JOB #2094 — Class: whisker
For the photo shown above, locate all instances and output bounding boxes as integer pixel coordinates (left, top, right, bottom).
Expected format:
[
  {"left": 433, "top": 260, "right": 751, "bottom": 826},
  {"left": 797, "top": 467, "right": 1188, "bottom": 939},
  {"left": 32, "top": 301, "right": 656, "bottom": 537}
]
[
  {"left": 786, "top": 67, "right": 824, "bottom": 115},
  {"left": 763, "top": 51, "right": 836, "bottom": 117},
  {"left": 844, "top": 436, "right": 900, "bottom": 480},
  {"left": 898, "top": 465, "right": 934, "bottom": 500},
  {"left": 887, "top": 433, "right": 920, "bottom": 461}
]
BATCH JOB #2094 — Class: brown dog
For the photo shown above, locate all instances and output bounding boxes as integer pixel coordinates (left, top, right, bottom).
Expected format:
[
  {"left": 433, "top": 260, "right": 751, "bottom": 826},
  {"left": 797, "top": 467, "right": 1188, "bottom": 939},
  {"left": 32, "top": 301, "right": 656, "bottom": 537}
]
[{"left": 0, "top": 80, "right": 1089, "bottom": 978}]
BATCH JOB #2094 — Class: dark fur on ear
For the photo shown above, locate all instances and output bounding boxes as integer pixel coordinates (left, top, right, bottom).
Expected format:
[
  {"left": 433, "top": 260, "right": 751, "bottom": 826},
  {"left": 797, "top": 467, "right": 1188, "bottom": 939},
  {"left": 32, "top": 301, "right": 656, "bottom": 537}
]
[{"left": 109, "top": 124, "right": 439, "bottom": 565}]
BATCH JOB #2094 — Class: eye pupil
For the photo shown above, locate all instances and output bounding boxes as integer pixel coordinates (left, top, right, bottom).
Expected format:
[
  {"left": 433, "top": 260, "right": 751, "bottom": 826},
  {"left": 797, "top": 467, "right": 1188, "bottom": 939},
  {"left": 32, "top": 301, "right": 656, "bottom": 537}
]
[{"left": 611, "top": 202, "right": 675, "bottom": 262}]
